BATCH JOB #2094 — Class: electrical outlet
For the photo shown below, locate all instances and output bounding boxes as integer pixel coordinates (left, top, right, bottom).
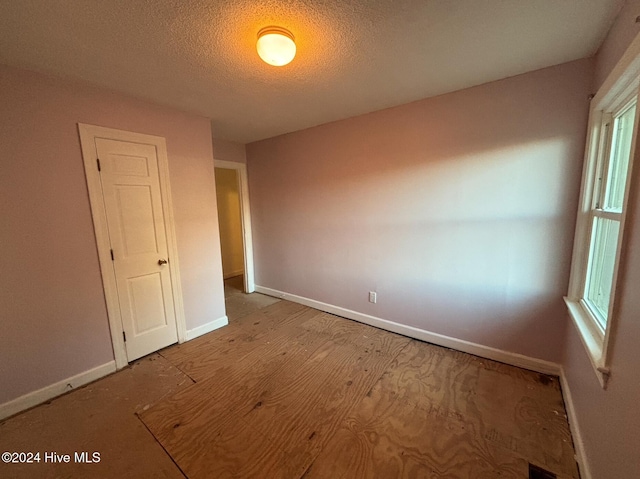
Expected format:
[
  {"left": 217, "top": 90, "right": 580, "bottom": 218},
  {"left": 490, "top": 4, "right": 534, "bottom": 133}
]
[{"left": 369, "top": 291, "right": 377, "bottom": 304}]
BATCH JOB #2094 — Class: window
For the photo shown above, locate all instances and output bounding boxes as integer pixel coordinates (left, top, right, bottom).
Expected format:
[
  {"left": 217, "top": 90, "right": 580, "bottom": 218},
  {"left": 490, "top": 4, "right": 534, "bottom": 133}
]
[
  {"left": 565, "top": 49, "right": 640, "bottom": 388},
  {"left": 584, "top": 101, "right": 635, "bottom": 327}
]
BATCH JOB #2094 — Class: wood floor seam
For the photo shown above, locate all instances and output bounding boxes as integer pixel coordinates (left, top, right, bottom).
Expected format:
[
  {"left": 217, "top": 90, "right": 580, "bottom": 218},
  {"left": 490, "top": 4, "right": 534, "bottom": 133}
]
[
  {"left": 158, "top": 350, "right": 199, "bottom": 384},
  {"left": 136, "top": 411, "right": 190, "bottom": 479}
]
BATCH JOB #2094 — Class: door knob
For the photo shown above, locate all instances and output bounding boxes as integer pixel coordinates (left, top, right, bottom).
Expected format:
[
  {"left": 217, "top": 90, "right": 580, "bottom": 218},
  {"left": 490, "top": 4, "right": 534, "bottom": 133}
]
[{"left": 158, "top": 259, "right": 168, "bottom": 265}]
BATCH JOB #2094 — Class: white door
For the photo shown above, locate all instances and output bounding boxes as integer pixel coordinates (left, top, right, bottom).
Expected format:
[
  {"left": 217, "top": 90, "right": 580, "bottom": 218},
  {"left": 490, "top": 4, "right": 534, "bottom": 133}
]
[{"left": 96, "top": 138, "right": 178, "bottom": 361}]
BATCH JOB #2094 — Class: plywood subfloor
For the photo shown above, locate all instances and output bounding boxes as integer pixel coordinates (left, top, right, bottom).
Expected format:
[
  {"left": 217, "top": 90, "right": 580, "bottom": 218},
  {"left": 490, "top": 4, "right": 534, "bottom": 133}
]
[
  {"left": 0, "top": 354, "right": 193, "bottom": 478},
  {"left": 145, "top": 300, "right": 579, "bottom": 479},
  {"left": 0, "top": 295, "right": 579, "bottom": 479},
  {"left": 224, "top": 274, "right": 281, "bottom": 321}
]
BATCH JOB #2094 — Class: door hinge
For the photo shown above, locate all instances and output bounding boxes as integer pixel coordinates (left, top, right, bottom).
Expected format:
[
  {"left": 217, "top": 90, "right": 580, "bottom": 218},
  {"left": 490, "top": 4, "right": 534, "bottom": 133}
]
[
  {"left": 123, "top": 331, "right": 127, "bottom": 342},
  {"left": 97, "top": 158, "right": 101, "bottom": 171},
  {"left": 110, "top": 249, "right": 114, "bottom": 261}
]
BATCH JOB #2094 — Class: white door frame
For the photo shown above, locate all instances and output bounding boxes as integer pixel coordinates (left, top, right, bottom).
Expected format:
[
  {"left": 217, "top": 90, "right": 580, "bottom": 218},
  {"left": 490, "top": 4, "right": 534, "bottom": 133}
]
[
  {"left": 78, "top": 123, "right": 187, "bottom": 369},
  {"left": 214, "top": 160, "right": 255, "bottom": 293}
]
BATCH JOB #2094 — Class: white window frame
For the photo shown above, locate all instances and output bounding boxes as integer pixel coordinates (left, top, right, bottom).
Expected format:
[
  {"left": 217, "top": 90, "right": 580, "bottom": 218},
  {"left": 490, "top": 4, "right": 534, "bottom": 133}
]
[{"left": 565, "top": 37, "right": 640, "bottom": 388}]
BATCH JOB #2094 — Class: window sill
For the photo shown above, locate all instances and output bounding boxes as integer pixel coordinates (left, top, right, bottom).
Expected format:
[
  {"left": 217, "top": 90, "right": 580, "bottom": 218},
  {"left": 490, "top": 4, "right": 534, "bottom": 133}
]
[{"left": 564, "top": 297, "right": 610, "bottom": 388}]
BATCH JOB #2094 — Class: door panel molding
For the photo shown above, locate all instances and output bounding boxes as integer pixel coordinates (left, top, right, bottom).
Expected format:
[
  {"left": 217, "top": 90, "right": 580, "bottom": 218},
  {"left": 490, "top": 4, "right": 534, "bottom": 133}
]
[{"left": 78, "top": 123, "right": 187, "bottom": 369}]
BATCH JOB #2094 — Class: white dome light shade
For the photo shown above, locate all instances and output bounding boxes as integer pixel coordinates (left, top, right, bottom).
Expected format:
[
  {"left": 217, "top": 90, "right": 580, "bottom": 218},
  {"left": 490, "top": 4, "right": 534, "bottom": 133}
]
[{"left": 256, "top": 27, "right": 296, "bottom": 66}]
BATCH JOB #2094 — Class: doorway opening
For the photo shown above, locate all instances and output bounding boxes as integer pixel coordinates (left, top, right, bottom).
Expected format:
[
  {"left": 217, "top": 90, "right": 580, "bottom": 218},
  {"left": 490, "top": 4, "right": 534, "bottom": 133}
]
[
  {"left": 214, "top": 160, "right": 255, "bottom": 300},
  {"left": 214, "top": 161, "right": 277, "bottom": 321}
]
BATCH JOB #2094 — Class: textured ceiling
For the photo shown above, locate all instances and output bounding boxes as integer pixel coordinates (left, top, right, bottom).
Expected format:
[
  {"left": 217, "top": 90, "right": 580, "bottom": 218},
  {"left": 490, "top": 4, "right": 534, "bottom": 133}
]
[{"left": 0, "top": 0, "right": 624, "bottom": 142}]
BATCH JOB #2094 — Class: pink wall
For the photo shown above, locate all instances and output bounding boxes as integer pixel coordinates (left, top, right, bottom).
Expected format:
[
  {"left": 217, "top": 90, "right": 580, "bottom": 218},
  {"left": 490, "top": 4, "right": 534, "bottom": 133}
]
[
  {"left": 0, "top": 65, "right": 225, "bottom": 404},
  {"left": 594, "top": 0, "right": 640, "bottom": 90},
  {"left": 212, "top": 138, "right": 247, "bottom": 164},
  {"left": 562, "top": 7, "right": 640, "bottom": 478},
  {"left": 247, "top": 59, "right": 592, "bottom": 363}
]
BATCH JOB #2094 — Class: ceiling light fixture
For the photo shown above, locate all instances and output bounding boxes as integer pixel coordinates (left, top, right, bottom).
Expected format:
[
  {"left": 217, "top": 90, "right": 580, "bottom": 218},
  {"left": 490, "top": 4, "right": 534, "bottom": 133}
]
[{"left": 256, "top": 26, "right": 296, "bottom": 66}]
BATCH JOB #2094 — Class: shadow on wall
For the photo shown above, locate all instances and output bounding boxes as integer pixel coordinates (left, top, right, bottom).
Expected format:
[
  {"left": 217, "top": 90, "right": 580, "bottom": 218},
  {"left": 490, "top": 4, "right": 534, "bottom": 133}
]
[{"left": 247, "top": 60, "right": 592, "bottom": 362}]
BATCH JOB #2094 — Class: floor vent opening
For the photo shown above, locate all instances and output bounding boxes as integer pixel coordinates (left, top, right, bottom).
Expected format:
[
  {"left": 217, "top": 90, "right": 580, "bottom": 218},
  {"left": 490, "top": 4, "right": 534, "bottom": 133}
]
[{"left": 529, "top": 463, "right": 557, "bottom": 479}]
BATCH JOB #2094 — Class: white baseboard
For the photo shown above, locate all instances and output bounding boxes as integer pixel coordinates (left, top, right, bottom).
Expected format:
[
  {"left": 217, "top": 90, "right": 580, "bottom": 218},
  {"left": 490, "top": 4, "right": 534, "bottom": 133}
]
[
  {"left": 255, "top": 285, "right": 562, "bottom": 376},
  {"left": 560, "top": 369, "right": 592, "bottom": 479},
  {"left": 223, "top": 270, "right": 244, "bottom": 280},
  {"left": 185, "top": 315, "right": 229, "bottom": 341},
  {"left": 1, "top": 314, "right": 229, "bottom": 421},
  {"left": 0, "top": 361, "right": 116, "bottom": 421}
]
